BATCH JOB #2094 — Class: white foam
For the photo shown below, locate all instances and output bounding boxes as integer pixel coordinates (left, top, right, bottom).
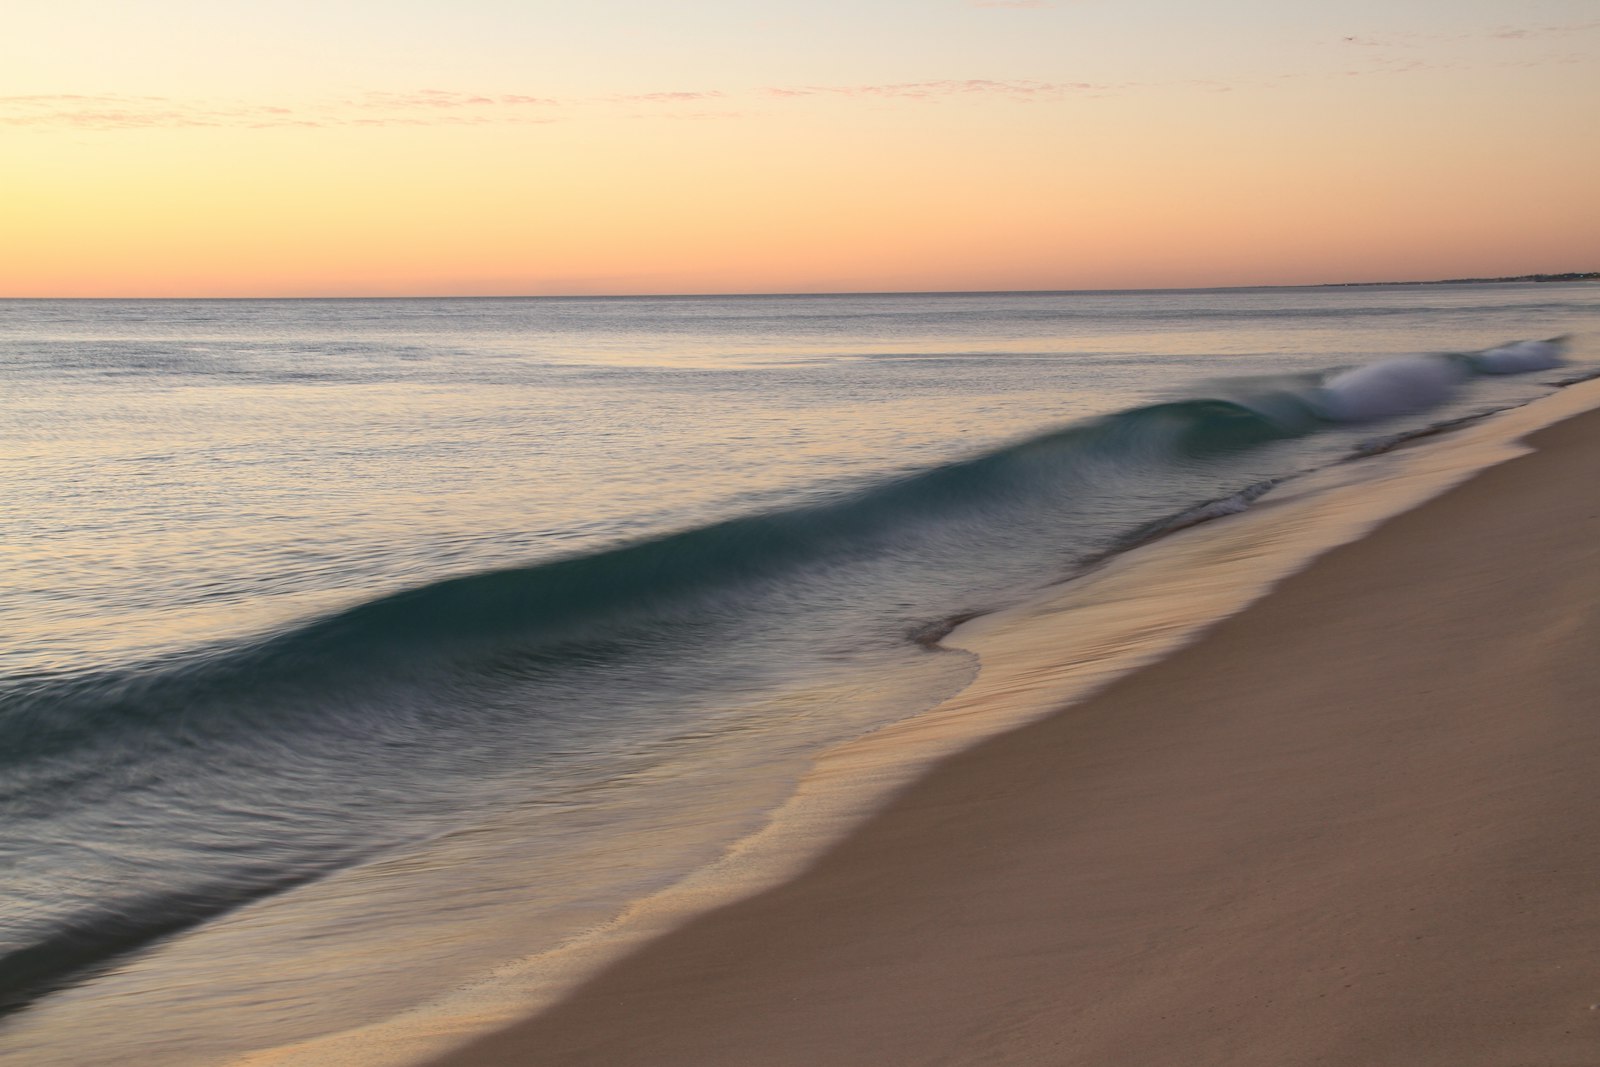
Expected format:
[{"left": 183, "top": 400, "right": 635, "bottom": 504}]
[
  {"left": 1312, "top": 355, "right": 1465, "bottom": 422},
  {"left": 1471, "top": 338, "right": 1565, "bottom": 374}
]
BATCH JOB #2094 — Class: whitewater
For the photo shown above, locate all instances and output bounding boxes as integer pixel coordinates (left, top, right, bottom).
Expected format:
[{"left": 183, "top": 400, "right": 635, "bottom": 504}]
[{"left": 1, "top": 284, "right": 1597, "bottom": 1065}]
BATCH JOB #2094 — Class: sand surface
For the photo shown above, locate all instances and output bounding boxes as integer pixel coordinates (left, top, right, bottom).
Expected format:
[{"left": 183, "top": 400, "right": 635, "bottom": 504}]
[{"left": 428, "top": 406, "right": 1600, "bottom": 1067}]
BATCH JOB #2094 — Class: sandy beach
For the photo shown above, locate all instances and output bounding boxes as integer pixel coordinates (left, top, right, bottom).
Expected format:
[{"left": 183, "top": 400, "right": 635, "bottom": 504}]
[{"left": 426, "top": 397, "right": 1600, "bottom": 1066}]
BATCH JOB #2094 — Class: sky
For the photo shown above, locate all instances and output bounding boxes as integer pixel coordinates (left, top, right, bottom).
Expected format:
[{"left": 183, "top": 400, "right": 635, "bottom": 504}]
[{"left": 4, "top": 0, "right": 1597, "bottom": 296}]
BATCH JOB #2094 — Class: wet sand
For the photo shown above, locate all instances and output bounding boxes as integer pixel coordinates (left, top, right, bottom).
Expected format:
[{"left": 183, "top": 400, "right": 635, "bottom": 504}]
[{"left": 428, "top": 405, "right": 1600, "bottom": 1066}]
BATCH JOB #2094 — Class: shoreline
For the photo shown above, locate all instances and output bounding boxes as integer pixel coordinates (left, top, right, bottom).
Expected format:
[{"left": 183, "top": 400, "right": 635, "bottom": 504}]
[{"left": 412, "top": 378, "right": 1600, "bottom": 1066}]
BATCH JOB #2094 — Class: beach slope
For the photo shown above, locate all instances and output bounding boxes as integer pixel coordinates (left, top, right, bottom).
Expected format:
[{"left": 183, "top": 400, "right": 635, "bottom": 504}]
[{"left": 429, "top": 408, "right": 1600, "bottom": 1066}]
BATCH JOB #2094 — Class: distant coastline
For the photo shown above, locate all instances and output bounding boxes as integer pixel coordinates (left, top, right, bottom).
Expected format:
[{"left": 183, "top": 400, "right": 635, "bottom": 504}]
[{"left": 1327, "top": 271, "right": 1599, "bottom": 288}]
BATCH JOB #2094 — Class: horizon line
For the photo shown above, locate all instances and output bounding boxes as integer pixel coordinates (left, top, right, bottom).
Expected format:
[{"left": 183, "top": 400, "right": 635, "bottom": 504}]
[{"left": 4, "top": 273, "right": 1596, "bottom": 302}]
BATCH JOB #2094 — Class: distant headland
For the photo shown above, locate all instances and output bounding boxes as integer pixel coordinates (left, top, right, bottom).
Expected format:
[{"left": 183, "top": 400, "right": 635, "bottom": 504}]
[{"left": 1329, "top": 271, "right": 1599, "bottom": 288}]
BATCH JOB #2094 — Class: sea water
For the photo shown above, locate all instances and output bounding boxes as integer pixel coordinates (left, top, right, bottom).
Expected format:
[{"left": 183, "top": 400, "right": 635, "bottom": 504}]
[{"left": 1, "top": 285, "right": 1596, "bottom": 1064}]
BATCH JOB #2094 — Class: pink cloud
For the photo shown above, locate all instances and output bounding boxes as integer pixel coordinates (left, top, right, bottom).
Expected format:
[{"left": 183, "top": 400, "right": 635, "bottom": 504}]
[
  {"left": 765, "top": 78, "right": 1107, "bottom": 101},
  {"left": 0, "top": 91, "right": 564, "bottom": 131},
  {"left": 351, "top": 90, "right": 505, "bottom": 109},
  {"left": 617, "top": 91, "right": 726, "bottom": 103},
  {"left": 1339, "top": 18, "right": 1600, "bottom": 50}
]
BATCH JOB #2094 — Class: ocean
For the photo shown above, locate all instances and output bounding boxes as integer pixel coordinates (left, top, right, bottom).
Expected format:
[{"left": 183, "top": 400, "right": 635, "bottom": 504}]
[{"left": 2, "top": 284, "right": 1597, "bottom": 1064}]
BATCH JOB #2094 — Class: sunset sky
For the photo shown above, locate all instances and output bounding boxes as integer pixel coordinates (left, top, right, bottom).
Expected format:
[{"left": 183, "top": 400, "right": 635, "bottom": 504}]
[{"left": 5, "top": 0, "right": 1597, "bottom": 297}]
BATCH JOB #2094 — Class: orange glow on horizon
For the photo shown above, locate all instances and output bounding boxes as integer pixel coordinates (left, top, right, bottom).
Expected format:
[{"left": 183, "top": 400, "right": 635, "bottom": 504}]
[{"left": 5, "top": 5, "right": 1597, "bottom": 298}]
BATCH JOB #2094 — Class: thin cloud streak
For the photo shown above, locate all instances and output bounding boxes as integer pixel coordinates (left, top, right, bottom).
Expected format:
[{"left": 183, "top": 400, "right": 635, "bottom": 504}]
[
  {"left": 764, "top": 78, "right": 1111, "bottom": 100},
  {"left": 2, "top": 81, "right": 1110, "bottom": 131},
  {"left": 615, "top": 91, "right": 727, "bottom": 103},
  {"left": 7, "top": 22, "right": 1593, "bottom": 136},
  {"left": 1324, "top": 19, "right": 1597, "bottom": 81},
  {"left": 1339, "top": 18, "right": 1600, "bottom": 49},
  {"left": 0, "top": 92, "right": 565, "bottom": 130}
]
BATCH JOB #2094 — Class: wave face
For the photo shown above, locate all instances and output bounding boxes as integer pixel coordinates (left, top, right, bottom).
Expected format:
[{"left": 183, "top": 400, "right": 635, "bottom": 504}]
[{"left": 0, "top": 322, "right": 1582, "bottom": 1018}]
